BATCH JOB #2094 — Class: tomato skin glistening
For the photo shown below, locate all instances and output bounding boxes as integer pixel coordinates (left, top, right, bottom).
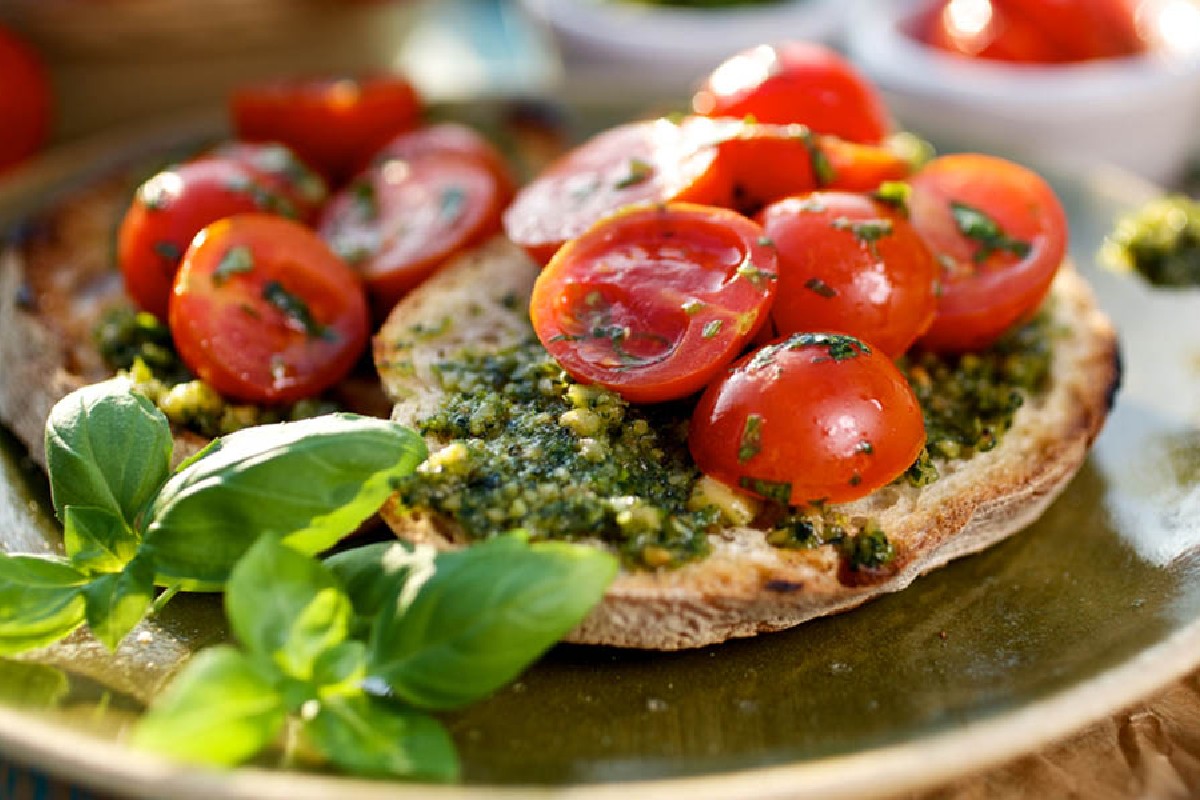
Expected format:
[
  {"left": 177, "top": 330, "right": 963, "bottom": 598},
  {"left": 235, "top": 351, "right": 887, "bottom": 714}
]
[
  {"left": 907, "top": 153, "right": 1067, "bottom": 353},
  {"left": 530, "top": 202, "right": 778, "bottom": 404},
  {"left": 169, "top": 214, "right": 369, "bottom": 405},
  {"left": 689, "top": 333, "right": 926, "bottom": 506},
  {"left": 759, "top": 191, "right": 938, "bottom": 358},
  {"left": 692, "top": 41, "right": 891, "bottom": 144}
]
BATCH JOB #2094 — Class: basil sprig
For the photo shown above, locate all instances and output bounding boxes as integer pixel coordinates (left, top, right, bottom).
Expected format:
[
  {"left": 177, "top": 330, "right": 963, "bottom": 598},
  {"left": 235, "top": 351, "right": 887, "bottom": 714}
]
[
  {"left": 133, "top": 534, "right": 616, "bottom": 779},
  {"left": 0, "top": 379, "right": 427, "bottom": 653}
]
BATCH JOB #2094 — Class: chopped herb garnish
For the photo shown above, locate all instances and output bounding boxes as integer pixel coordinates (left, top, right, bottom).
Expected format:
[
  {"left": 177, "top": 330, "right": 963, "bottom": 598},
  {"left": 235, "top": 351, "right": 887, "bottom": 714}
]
[
  {"left": 872, "top": 181, "right": 911, "bottom": 215},
  {"left": 831, "top": 217, "right": 894, "bottom": 246},
  {"left": 152, "top": 241, "right": 182, "bottom": 262},
  {"left": 757, "top": 236, "right": 775, "bottom": 248},
  {"left": 856, "top": 440, "right": 874, "bottom": 455},
  {"left": 702, "top": 320, "right": 723, "bottom": 339},
  {"left": 439, "top": 186, "right": 467, "bottom": 223},
  {"left": 804, "top": 277, "right": 838, "bottom": 298},
  {"left": 950, "top": 201, "right": 1032, "bottom": 264},
  {"left": 614, "top": 158, "right": 654, "bottom": 190},
  {"left": 682, "top": 299, "right": 706, "bottom": 315},
  {"left": 738, "top": 476, "right": 792, "bottom": 505},
  {"left": 738, "top": 414, "right": 763, "bottom": 464},
  {"left": 352, "top": 180, "right": 379, "bottom": 220},
  {"left": 262, "top": 281, "right": 334, "bottom": 340},
  {"left": 212, "top": 245, "right": 254, "bottom": 287},
  {"left": 791, "top": 127, "right": 836, "bottom": 186},
  {"left": 736, "top": 261, "right": 777, "bottom": 287},
  {"left": 749, "top": 332, "right": 869, "bottom": 367},
  {"left": 842, "top": 523, "right": 894, "bottom": 571}
]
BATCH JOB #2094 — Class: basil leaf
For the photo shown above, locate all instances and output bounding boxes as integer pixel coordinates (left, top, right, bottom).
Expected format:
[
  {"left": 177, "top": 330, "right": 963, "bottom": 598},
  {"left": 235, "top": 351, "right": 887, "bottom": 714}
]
[
  {"left": 325, "top": 541, "right": 436, "bottom": 630},
  {"left": 311, "top": 640, "right": 368, "bottom": 691},
  {"left": 0, "top": 554, "right": 89, "bottom": 655},
  {"left": 0, "top": 660, "right": 69, "bottom": 708},
  {"left": 304, "top": 694, "right": 459, "bottom": 782},
  {"left": 226, "top": 536, "right": 351, "bottom": 681},
  {"left": 131, "top": 645, "right": 286, "bottom": 766},
  {"left": 368, "top": 535, "right": 617, "bottom": 710},
  {"left": 63, "top": 505, "right": 137, "bottom": 574},
  {"left": 44, "top": 379, "right": 173, "bottom": 527},
  {"left": 81, "top": 554, "right": 155, "bottom": 651},
  {"left": 141, "top": 414, "right": 427, "bottom": 590}
]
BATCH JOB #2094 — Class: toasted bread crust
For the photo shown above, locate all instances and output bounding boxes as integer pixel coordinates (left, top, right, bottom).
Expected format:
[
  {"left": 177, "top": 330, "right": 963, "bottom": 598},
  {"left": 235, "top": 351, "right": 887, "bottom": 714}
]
[{"left": 375, "top": 235, "right": 1120, "bottom": 650}]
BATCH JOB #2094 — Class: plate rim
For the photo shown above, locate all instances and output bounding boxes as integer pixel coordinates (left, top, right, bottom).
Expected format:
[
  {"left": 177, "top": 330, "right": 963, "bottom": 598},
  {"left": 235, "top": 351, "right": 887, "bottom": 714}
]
[{"left": 0, "top": 109, "right": 1196, "bottom": 800}]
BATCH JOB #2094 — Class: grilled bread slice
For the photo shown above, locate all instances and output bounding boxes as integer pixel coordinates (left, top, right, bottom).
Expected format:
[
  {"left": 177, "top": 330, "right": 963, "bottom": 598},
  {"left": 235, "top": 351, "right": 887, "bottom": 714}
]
[{"left": 374, "top": 235, "right": 1120, "bottom": 650}]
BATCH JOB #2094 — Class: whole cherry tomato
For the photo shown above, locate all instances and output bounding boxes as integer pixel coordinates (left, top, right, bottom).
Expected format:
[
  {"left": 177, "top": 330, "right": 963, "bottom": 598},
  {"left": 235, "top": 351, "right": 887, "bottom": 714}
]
[
  {"left": 503, "top": 117, "right": 733, "bottom": 265},
  {"left": 169, "top": 213, "right": 369, "bottom": 404},
  {"left": 692, "top": 41, "right": 891, "bottom": 145},
  {"left": 118, "top": 158, "right": 298, "bottom": 320},
  {"left": 907, "top": 153, "right": 1067, "bottom": 352},
  {"left": 318, "top": 151, "right": 508, "bottom": 314},
  {"left": 0, "top": 25, "right": 51, "bottom": 172},
  {"left": 759, "top": 192, "right": 938, "bottom": 358},
  {"left": 530, "top": 202, "right": 777, "bottom": 404},
  {"left": 209, "top": 141, "right": 329, "bottom": 222},
  {"left": 231, "top": 75, "right": 422, "bottom": 183},
  {"left": 690, "top": 332, "right": 926, "bottom": 505}
]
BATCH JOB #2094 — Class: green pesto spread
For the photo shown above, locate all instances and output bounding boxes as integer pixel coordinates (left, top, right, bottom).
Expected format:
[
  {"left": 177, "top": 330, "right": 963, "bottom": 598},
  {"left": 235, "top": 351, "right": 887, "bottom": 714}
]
[
  {"left": 1103, "top": 195, "right": 1200, "bottom": 287},
  {"left": 94, "top": 306, "right": 338, "bottom": 438},
  {"left": 393, "top": 313, "right": 1053, "bottom": 571}
]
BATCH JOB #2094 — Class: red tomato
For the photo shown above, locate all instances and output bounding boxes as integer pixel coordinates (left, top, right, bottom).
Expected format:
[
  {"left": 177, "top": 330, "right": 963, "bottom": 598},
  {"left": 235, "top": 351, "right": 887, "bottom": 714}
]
[
  {"left": 690, "top": 333, "right": 925, "bottom": 505},
  {"left": 372, "top": 122, "right": 516, "bottom": 200},
  {"left": 503, "top": 117, "right": 733, "bottom": 265},
  {"left": 118, "top": 159, "right": 298, "bottom": 320},
  {"left": 230, "top": 75, "right": 422, "bottom": 183},
  {"left": 0, "top": 25, "right": 51, "bottom": 172},
  {"left": 530, "top": 203, "right": 777, "bottom": 404},
  {"left": 714, "top": 122, "right": 913, "bottom": 213},
  {"left": 209, "top": 141, "right": 329, "bottom": 222},
  {"left": 692, "top": 42, "right": 890, "bottom": 145},
  {"left": 759, "top": 192, "right": 938, "bottom": 358},
  {"left": 318, "top": 152, "right": 507, "bottom": 314},
  {"left": 169, "top": 214, "right": 369, "bottom": 404},
  {"left": 907, "top": 153, "right": 1067, "bottom": 352}
]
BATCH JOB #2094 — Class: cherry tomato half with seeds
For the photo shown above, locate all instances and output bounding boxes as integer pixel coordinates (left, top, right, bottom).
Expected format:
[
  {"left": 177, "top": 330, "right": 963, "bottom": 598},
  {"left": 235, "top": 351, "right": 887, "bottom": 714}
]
[
  {"left": 118, "top": 159, "right": 299, "bottom": 320},
  {"left": 169, "top": 214, "right": 369, "bottom": 405},
  {"left": 760, "top": 192, "right": 938, "bottom": 359},
  {"left": 690, "top": 333, "right": 925, "bottom": 505},
  {"left": 531, "top": 202, "right": 777, "bottom": 404},
  {"left": 693, "top": 41, "right": 890, "bottom": 145},
  {"left": 231, "top": 74, "right": 422, "bottom": 183},
  {"left": 209, "top": 141, "right": 329, "bottom": 222},
  {"left": 372, "top": 122, "right": 516, "bottom": 201},
  {"left": 0, "top": 25, "right": 50, "bottom": 172},
  {"left": 907, "top": 153, "right": 1067, "bottom": 352},
  {"left": 503, "top": 117, "right": 733, "bottom": 265},
  {"left": 318, "top": 151, "right": 507, "bottom": 314}
]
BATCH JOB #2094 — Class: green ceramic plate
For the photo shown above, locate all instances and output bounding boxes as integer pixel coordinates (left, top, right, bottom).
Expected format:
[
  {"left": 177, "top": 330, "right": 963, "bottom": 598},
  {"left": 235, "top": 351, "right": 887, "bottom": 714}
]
[{"left": 0, "top": 106, "right": 1198, "bottom": 800}]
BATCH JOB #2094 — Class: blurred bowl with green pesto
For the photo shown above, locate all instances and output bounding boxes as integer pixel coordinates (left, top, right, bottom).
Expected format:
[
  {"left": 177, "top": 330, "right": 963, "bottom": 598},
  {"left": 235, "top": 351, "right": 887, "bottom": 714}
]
[{"left": 517, "top": 0, "right": 845, "bottom": 98}]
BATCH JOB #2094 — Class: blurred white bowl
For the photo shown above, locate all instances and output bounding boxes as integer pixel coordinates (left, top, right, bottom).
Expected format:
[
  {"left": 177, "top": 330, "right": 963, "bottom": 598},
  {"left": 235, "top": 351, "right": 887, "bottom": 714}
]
[
  {"left": 844, "top": 0, "right": 1200, "bottom": 184},
  {"left": 519, "top": 0, "right": 845, "bottom": 97}
]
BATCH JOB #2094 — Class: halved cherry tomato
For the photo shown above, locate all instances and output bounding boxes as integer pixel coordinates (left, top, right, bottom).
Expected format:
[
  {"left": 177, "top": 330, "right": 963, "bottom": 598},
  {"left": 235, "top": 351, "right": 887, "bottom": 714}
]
[
  {"left": 715, "top": 122, "right": 913, "bottom": 214},
  {"left": 318, "top": 152, "right": 507, "bottom": 314},
  {"left": 907, "top": 153, "right": 1067, "bottom": 352},
  {"left": 231, "top": 75, "right": 422, "bottom": 183},
  {"left": 690, "top": 333, "right": 925, "bottom": 505},
  {"left": 209, "top": 141, "right": 329, "bottom": 222},
  {"left": 692, "top": 41, "right": 891, "bottom": 145},
  {"left": 530, "top": 202, "right": 777, "bottom": 404},
  {"left": 0, "top": 25, "right": 50, "bottom": 172},
  {"left": 169, "top": 213, "right": 369, "bottom": 404},
  {"left": 759, "top": 192, "right": 938, "bottom": 358},
  {"left": 372, "top": 122, "right": 516, "bottom": 200},
  {"left": 118, "top": 159, "right": 298, "bottom": 320},
  {"left": 503, "top": 117, "right": 733, "bottom": 265}
]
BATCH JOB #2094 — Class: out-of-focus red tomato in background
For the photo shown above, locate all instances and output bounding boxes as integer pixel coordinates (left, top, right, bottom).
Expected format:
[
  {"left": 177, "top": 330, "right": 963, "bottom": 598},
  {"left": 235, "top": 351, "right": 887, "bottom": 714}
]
[
  {"left": 0, "top": 24, "right": 50, "bottom": 172},
  {"left": 911, "top": 0, "right": 1147, "bottom": 63}
]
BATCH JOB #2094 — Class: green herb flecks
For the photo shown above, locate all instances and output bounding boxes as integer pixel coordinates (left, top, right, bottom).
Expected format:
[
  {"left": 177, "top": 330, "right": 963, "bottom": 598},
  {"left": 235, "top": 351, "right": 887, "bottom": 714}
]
[
  {"left": 738, "top": 476, "right": 792, "bottom": 505},
  {"left": 1102, "top": 195, "right": 1200, "bottom": 287},
  {"left": 352, "top": 179, "right": 379, "bottom": 220},
  {"left": 950, "top": 201, "right": 1031, "bottom": 264},
  {"left": 804, "top": 277, "right": 838, "bottom": 298},
  {"left": 614, "top": 157, "right": 655, "bottom": 190},
  {"left": 152, "top": 241, "right": 182, "bottom": 263},
  {"left": 871, "top": 181, "right": 911, "bottom": 215},
  {"left": 792, "top": 127, "right": 835, "bottom": 186},
  {"left": 262, "top": 280, "right": 335, "bottom": 341},
  {"left": 212, "top": 246, "right": 254, "bottom": 287},
  {"left": 751, "top": 332, "right": 870, "bottom": 370},
  {"left": 738, "top": 414, "right": 763, "bottom": 464},
  {"left": 682, "top": 299, "right": 706, "bottom": 315},
  {"left": 831, "top": 216, "right": 894, "bottom": 258},
  {"left": 736, "top": 261, "right": 777, "bottom": 288},
  {"left": 702, "top": 320, "right": 723, "bottom": 339}
]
